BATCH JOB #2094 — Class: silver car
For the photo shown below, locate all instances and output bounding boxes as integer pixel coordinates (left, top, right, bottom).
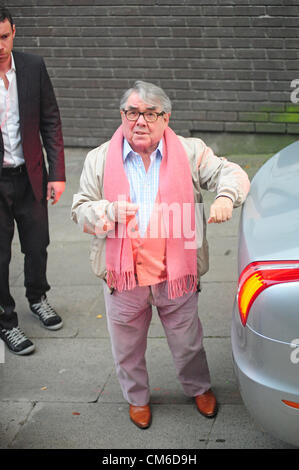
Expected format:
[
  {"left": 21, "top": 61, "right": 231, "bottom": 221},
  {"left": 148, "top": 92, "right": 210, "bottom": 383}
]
[{"left": 231, "top": 141, "right": 299, "bottom": 447}]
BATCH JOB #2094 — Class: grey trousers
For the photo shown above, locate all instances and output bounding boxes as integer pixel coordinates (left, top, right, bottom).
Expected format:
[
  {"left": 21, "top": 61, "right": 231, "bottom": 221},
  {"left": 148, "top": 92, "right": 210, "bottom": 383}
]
[{"left": 103, "top": 280, "right": 211, "bottom": 406}]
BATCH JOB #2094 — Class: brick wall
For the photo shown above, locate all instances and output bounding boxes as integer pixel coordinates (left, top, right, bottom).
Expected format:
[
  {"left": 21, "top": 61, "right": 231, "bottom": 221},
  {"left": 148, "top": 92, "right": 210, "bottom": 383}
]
[{"left": 9, "top": 0, "right": 299, "bottom": 147}]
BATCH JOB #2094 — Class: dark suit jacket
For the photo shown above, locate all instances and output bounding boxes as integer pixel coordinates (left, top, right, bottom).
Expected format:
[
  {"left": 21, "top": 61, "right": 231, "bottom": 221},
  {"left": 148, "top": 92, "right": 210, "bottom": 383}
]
[{"left": 0, "top": 50, "right": 65, "bottom": 201}]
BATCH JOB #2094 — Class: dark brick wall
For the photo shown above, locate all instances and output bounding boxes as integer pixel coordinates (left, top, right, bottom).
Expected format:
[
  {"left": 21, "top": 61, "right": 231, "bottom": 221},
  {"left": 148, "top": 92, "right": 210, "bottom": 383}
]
[{"left": 9, "top": 0, "right": 299, "bottom": 147}]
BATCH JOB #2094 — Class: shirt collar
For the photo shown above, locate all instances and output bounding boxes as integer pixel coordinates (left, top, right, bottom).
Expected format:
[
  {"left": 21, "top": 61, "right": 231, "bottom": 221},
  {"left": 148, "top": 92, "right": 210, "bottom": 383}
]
[
  {"left": 123, "top": 138, "right": 163, "bottom": 162},
  {"left": 9, "top": 53, "right": 16, "bottom": 72}
]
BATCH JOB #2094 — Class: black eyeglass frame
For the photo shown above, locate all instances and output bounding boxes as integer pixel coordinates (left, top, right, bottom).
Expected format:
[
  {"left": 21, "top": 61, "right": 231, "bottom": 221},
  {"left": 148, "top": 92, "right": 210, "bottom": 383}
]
[{"left": 122, "top": 109, "right": 166, "bottom": 122}]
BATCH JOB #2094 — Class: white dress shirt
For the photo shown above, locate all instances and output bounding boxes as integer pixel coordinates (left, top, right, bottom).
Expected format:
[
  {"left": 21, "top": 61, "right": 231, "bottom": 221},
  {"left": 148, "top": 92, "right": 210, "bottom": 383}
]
[
  {"left": 0, "top": 53, "right": 24, "bottom": 167},
  {"left": 123, "top": 138, "right": 163, "bottom": 237}
]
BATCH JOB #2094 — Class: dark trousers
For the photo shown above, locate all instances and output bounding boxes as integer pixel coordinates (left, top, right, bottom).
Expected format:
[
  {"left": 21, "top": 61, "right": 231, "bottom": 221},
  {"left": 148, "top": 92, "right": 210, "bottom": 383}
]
[{"left": 0, "top": 168, "right": 50, "bottom": 329}]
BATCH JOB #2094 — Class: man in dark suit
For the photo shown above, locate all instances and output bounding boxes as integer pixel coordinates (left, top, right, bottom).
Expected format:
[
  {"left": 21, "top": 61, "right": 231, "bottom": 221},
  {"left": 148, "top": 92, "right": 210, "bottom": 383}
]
[{"left": 0, "top": 6, "right": 66, "bottom": 355}]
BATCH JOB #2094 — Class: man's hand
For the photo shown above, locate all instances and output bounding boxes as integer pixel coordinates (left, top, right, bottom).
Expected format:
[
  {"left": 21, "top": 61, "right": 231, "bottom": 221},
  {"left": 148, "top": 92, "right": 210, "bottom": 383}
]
[
  {"left": 112, "top": 201, "right": 139, "bottom": 224},
  {"left": 208, "top": 196, "right": 233, "bottom": 224},
  {"left": 47, "top": 181, "right": 65, "bottom": 205}
]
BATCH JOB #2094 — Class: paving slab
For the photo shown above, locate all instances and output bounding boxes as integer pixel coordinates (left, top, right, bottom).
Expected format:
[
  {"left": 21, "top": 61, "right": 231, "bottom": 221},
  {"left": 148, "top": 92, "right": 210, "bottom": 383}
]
[
  {"left": 204, "top": 338, "right": 241, "bottom": 405},
  {"left": 6, "top": 402, "right": 214, "bottom": 450},
  {"left": 0, "top": 402, "right": 34, "bottom": 449},
  {"left": 203, "top": 254, "right": 238, "bottom": 282},
  {"left": 0, "top": 338, "right": 114, "bottom": 403},
  {"left": 207, "top": 404, "right": 294, "bottom": 449},
  {"left": 55, "top": 147, "right": 90, "bottom": 205},
  {"left": 5, "top": 401, "right": 293, "bottom": 450},
  {"left": 198, "top": 282, "right": 237, "bottom": 337},
  {"left": 6, "top": 285, "right": 106, "bottom": 339},
  {"left": 48, "top": 207, "right": 89, "bottom": 243}
]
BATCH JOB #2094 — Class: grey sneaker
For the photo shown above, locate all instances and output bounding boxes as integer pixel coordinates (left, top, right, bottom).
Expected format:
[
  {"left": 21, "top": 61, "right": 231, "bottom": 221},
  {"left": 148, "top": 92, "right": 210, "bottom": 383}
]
[
  {"left": 30, "top": 295, "right": 63, "bottom": 330},
  {"left": 0, "top": 326, "right": 35, "bottom": 355}
]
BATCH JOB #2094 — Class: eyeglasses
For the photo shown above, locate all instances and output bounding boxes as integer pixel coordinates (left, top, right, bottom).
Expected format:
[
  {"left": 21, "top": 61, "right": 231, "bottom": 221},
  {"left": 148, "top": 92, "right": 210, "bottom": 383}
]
[{"left": 123, "top": 109, "right": 165, "bottom": 123}]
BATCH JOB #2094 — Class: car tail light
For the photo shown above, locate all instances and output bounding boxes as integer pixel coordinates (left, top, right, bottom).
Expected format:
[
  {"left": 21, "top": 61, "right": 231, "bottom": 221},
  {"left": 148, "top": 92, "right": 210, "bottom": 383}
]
[
  {"left": 282, "top": 400, "right": 299, "bottom": 410},
  {"left": 237, "top": 261, "right": 299, "bottom": 326}
]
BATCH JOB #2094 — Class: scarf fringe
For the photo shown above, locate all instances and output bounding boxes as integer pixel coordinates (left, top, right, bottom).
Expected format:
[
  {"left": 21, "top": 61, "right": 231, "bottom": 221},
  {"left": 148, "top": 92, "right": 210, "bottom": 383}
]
[
  {"left": 107, "top": 269, "right": 136, "bottom": 292},
  {"left": 107, "top": 270, "right": 197, "bottom": 299},
  {"left": 168, "top": 274, "right": 197, "bottom": 299}
]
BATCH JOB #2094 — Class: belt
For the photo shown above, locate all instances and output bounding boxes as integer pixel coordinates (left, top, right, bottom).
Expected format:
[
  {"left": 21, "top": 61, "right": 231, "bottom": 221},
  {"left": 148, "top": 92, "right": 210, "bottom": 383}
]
[{"left": 1, "top": 164, "right": 26, "bottom": 176}]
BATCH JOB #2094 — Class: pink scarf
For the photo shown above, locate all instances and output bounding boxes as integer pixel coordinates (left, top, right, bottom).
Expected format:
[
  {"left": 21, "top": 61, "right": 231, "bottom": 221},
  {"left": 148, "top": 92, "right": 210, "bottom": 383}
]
[{"left": 103, "top": 126, "right": 197, "bottom": 299}]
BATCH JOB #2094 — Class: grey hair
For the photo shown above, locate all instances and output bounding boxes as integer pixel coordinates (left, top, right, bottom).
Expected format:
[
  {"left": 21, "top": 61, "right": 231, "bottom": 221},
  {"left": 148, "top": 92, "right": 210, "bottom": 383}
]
[{"left": 120, "top": 80, "right": 172, "bottom": 113}]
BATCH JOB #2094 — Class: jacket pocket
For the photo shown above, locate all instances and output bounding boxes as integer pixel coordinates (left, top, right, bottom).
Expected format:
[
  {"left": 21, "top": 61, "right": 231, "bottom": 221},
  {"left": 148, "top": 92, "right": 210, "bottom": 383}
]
[
  {"left": 89, "top": 237, "right": 106, "bottom": 279},
  {"left": 197, "top": 237, "right": 209, "bottom": 277}
]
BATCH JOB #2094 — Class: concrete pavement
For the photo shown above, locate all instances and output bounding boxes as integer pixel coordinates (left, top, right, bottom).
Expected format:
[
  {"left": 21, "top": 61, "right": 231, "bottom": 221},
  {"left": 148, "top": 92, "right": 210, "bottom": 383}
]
[{"left": 0, "top": 148, "right": 294, "bottom": 451}]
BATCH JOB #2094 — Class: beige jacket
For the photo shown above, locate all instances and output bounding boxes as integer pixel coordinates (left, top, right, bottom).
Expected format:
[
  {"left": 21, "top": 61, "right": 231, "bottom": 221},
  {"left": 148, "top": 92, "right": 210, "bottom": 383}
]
[{"left": 71, "top": 135, "right": 250, "bottom": 283}]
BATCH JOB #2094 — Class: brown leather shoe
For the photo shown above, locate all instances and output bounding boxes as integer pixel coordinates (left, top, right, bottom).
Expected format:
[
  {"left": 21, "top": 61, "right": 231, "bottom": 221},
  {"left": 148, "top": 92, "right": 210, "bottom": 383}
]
[
  {"left": 129, "top": 404, "right": 152, "bottom": 429},
  {"left": 195, "top": 389, "right": 218, "bottom": 418}
]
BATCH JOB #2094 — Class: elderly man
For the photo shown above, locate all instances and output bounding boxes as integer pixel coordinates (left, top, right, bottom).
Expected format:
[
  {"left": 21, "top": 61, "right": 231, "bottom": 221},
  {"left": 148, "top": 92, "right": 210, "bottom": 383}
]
[{"left": 71, "top": 81, "right": 250, "bottom": 429}]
